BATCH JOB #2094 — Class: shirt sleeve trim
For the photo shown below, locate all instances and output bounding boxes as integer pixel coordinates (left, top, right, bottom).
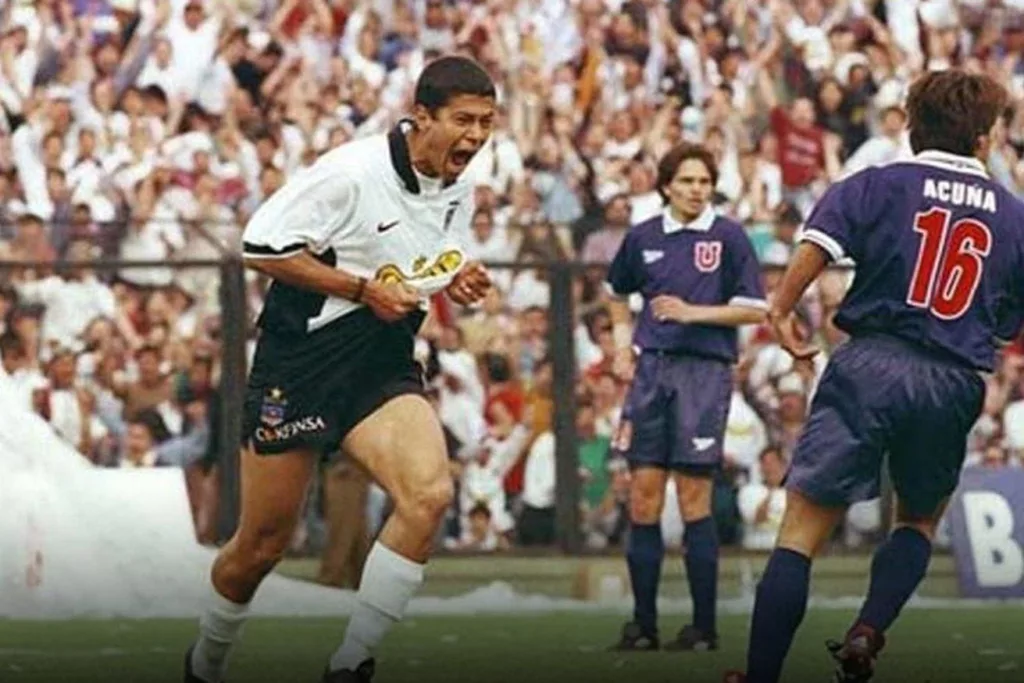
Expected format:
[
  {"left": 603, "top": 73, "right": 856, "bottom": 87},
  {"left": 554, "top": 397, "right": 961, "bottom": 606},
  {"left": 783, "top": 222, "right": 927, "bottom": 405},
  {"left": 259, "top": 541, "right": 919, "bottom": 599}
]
[
  {"left": 242, "top": 241, "right": 306, "bottom": 259},
  {"left": 729, "top": 296, "right": 769, "bottom": 310},
  {"left": 800, "top": 228, "right": 845, "bottom": 261}
]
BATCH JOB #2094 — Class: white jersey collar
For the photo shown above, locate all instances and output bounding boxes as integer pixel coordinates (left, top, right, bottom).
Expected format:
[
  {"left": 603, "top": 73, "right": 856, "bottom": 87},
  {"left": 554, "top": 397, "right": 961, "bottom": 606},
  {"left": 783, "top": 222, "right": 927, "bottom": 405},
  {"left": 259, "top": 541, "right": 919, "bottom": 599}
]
[{"left": 663, "top": 205, "right": 716, "bottom": 234}]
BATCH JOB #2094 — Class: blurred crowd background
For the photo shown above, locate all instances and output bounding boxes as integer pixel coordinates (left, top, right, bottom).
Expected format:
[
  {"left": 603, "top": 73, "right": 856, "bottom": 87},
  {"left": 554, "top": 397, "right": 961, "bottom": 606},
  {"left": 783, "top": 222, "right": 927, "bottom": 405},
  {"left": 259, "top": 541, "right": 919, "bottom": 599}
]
[{"left": 3, "top": 0, "right": 1024, "bottom": 574}]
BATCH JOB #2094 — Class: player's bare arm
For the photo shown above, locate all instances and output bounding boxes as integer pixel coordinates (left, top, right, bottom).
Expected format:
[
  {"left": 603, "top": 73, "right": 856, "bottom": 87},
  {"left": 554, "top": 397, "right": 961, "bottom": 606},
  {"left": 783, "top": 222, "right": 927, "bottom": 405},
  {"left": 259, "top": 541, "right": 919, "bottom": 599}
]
[
  {"left": 767, "top": 241, "right": 829, "bottom": 360},
  {"left": 650, "top": 296, "right": 765, "bottom": 326},
  {"left": 245, "top": 252, "right": 421, "bottom": 323}
]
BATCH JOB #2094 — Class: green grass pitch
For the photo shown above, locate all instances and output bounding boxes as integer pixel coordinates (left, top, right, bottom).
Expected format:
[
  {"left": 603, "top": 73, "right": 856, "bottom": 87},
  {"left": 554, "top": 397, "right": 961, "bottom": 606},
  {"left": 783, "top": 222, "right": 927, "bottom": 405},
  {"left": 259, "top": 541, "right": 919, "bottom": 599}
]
[{"left": 3, "top": 608, "right": 1023, "bottom": 683}]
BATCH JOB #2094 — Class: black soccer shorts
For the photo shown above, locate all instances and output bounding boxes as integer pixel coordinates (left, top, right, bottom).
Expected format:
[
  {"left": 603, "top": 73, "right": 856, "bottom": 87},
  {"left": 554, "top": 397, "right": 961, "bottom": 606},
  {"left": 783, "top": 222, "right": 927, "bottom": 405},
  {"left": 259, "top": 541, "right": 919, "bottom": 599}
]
[{"left": 241, "top": 307, "right": 426, "bottom": 456}]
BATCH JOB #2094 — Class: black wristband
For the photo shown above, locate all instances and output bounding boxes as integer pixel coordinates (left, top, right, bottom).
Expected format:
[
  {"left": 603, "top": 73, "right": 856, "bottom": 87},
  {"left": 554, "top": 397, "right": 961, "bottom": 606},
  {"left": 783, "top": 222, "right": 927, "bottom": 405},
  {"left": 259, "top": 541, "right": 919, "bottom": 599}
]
[{"left": 354, "top": 276, "right": 367, "bottom": 303}]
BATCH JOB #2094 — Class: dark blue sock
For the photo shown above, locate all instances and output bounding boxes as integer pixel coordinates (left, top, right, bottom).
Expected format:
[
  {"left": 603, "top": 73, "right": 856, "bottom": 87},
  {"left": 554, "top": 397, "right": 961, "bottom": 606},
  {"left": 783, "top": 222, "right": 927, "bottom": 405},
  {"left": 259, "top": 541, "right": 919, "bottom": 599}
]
[
  {"left": 682, "top": 516, "right": 719, "bottom": 636},
  {"left": 746, "top": 548, "right": 812, "bottom": 683},
  {"left": 626, "top": 523, "right": 664, "bottom": 635},
  {"left": 855, "top": 527, "right": 932, "bottom": 634}
]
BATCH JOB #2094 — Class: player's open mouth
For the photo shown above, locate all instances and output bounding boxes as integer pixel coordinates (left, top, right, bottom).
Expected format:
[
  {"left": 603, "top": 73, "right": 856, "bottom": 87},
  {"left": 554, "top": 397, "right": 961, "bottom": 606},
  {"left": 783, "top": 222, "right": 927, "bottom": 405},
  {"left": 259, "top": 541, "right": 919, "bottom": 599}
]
[{"left": 449, "top": 150, "right": 474, "bottom": 167}]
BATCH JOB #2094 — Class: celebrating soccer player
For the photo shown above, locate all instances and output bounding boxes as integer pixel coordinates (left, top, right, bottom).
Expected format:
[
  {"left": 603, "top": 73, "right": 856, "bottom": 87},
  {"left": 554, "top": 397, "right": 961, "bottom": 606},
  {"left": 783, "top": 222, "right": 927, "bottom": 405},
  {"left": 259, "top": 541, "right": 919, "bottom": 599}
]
[{"left": 183, "top": 56, "right": 496, "bottom": 683}]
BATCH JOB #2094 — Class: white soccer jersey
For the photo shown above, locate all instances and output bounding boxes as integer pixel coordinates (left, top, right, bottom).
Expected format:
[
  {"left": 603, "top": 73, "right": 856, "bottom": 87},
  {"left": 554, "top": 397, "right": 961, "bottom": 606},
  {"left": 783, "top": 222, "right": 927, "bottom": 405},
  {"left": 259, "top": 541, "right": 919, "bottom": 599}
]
[{"left": 243, "top": 122, "right": 475, "bottom": 335}]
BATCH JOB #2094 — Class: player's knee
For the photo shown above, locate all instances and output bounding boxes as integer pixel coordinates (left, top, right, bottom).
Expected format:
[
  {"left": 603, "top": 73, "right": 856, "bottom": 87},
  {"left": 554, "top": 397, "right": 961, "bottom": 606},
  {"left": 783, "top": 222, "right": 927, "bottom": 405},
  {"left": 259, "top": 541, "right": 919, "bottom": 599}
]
[
  {"left": 680, "top": 495, "right": 711, "bottom": 522},
  {"left": 678, "top": 477, "right": 713, "bottom": 521},
  {"left": 894, "top": 520, "right": 937, "bottom": 541},
  {"left": 398, "top": 477, "right": 454, "bottom": 526},
  {"left": 236, "top": 523, "right": 293, "bottom": 577},
  {"left": 895, "top": 497, "right": 947, "bottom": 541},
  {"left": 893, "top": 513, "right": 941, "bottom": 541},
  {"left": 629, "top": 489, "right": 664, "bottom": 524}
]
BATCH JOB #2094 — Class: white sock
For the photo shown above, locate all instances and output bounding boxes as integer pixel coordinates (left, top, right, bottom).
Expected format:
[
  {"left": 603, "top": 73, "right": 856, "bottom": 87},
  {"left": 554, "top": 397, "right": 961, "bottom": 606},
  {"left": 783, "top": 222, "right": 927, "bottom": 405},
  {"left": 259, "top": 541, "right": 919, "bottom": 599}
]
[
  {"left": 191, "top": 586, "right": 251, "bottom": 683},
  {"left": 329, "top": 542, "right": 425, "bottom": 672}
]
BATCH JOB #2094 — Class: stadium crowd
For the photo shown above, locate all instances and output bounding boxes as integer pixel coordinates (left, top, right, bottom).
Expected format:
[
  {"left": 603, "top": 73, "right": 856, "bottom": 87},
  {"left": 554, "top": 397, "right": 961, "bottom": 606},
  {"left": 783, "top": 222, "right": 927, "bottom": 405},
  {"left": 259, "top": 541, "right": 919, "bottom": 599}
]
[{"left": 1, "top": 0, "right": 1024, "bottom": 556}]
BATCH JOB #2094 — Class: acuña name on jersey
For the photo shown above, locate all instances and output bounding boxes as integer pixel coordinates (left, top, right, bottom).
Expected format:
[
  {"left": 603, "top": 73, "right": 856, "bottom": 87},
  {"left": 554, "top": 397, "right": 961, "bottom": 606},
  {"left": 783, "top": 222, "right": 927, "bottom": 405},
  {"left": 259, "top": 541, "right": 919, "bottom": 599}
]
[{"left": 242, "top": 121, "right": 474, "bottom": 336}]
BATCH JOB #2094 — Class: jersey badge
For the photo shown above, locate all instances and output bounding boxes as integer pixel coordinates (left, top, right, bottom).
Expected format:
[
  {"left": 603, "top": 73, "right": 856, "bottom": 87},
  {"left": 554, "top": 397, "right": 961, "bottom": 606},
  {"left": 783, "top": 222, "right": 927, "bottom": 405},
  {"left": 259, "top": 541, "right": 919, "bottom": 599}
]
[
  {"left": 260, "top": 388, "right": 288, "bottom": 427},
  {"left": 694, "top": 241, "right": 722, "bottom": 273}
]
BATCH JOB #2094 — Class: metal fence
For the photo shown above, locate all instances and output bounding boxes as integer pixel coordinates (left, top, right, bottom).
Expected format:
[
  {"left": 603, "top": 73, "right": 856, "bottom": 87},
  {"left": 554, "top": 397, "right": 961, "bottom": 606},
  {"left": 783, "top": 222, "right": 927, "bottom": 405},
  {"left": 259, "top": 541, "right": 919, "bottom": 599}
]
[{"left": 0, "top": 240, "right": 872, "bottom": 554}]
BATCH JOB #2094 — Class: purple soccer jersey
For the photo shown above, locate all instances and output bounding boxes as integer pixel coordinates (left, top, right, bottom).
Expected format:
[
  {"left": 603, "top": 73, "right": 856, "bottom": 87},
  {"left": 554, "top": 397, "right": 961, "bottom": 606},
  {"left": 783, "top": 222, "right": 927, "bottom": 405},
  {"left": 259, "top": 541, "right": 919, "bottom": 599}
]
[
  {"left": 606, "top": 208, "right": 767, "bottom": 363},
  {"left": 802, "top": 150, "right": 1024, "bottom": 371}
]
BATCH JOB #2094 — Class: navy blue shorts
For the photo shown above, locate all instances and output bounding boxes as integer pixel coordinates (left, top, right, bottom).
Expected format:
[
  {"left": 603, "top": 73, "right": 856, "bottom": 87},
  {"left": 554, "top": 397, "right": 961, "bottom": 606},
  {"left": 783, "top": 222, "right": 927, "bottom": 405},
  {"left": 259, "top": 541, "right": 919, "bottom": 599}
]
[
  {"left": 786, "top": 335, "right": 985, "bottom": 518},
  {"left": 622, "top": 351, "right": 732, "bottom": 476}
]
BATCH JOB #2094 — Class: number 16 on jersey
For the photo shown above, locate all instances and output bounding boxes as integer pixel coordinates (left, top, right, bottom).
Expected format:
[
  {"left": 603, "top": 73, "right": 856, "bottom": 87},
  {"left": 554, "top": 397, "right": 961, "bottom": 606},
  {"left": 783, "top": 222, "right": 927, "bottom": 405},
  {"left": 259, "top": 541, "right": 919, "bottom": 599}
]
[{"left": 907, "top": 207, "right": 992, "bottom": 321}]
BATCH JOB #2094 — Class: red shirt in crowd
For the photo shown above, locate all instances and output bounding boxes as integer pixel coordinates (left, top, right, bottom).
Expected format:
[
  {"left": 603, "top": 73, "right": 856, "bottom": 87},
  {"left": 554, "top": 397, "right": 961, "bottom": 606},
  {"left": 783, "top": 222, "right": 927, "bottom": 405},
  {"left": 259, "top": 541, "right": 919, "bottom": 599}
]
[
  {"left": 770, "top": 107, "right": 825, "bottom": 189},
  {"left": 279, "top": 1, "right": 349, "bottom": 40}
]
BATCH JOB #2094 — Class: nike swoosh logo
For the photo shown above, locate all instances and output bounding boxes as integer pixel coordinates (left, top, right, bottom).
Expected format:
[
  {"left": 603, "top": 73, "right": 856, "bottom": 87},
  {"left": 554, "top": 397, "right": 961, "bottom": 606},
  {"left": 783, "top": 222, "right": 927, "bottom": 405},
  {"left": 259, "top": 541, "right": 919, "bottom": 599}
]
[{"left": 377, "top": 220, "right": 399, "bottom": 233}]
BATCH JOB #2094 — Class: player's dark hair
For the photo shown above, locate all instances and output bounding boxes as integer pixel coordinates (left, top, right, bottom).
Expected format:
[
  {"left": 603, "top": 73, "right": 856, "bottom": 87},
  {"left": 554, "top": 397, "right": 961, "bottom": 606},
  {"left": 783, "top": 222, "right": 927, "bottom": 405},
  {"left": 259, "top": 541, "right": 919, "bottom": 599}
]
[
  {"left": 905, "top": 69, "right": 1008, "bottom": 156},
  {"left": 656, "top": 142, "right": 718, "bottom": 203},
  {"left": 414, "top": 56, "right": 496, "bottom": 114}
]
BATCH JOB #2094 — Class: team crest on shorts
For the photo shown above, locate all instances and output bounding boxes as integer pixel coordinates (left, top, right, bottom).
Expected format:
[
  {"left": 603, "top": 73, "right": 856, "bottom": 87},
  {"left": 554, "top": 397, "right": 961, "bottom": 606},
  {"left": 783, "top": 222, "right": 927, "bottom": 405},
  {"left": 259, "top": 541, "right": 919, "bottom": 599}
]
[
  {"left": 694, "top": 241, "right": 722, "bottom": 273},
  {"left": 260, "top": 388, "right": 288, "bottom": 427}
]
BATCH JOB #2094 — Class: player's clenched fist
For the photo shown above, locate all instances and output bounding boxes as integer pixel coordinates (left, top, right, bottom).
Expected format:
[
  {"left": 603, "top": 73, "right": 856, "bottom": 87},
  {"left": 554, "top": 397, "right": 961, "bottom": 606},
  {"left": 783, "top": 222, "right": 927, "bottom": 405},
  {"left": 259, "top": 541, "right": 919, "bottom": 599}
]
[
  {"left": 447, "top": 261, "right": 491, "bottom": 305},
  {"left": 362, "top": 280, "right": 421, "bottom": 322}
]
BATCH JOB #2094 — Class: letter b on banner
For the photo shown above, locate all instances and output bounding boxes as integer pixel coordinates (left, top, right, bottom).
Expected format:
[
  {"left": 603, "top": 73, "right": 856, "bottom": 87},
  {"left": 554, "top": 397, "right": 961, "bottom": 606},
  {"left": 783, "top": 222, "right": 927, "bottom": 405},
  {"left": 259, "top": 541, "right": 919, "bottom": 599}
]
[
  {"left": 961, "top": 492, "right": 1024, "bottom": 588},
  {"left": 948, "top": 470, "right": 1024, "bottom": 598}
]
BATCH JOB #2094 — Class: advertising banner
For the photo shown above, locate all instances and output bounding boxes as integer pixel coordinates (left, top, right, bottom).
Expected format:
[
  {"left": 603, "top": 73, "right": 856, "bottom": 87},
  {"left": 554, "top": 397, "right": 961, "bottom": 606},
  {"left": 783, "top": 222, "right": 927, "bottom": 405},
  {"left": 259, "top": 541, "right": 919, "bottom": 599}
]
[{"left": 947, "top": 467, "right": 1024, "bottom": 598}]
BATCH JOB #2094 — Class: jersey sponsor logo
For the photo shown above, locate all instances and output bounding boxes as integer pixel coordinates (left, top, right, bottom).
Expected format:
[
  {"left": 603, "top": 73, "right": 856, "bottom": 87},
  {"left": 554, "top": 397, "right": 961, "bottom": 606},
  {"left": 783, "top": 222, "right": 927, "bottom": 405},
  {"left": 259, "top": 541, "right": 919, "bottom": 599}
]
[
  {"left": 377, "top": 220, "right": 400, "bottom": 233},
  {"left": 692, "top": 437, "right": 716, "bottom": 452},
  {"left": 694, "top": 241, "right": 722, "bottom": 273},
  {"left": 259, "top": 387, "right": 287, "bottom": 427},
  {"left": 255, "top": 415, "right": 327, "bottom": 444},
  {"left": 374, "top": 249, "right": 465, "bottom": 285},
  {"left": 642, "top": 249, "right": 664, "bottom": 264}
]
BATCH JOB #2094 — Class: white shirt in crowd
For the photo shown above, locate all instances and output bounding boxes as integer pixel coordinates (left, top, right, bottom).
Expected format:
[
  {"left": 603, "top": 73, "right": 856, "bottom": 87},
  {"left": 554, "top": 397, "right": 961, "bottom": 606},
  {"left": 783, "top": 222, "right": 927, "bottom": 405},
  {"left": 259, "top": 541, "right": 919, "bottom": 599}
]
[
  {"left": 163, "top": 9, "right": 222, "bottom": 100},
  {"left": 2, "top": 366, "right": 46, "bottom": 411},
  {"left": 436, "top": 349, "right": 486, "bottom": 452},
  {"left": 724, "top": 391, "right": 769, "bottom": 482},
  {"left": 464, "top": 133, "right": 526, "bottom": 195},
  {"left": 119, "top": 209, "right": 186, "bottom": 287},
  {"left": 520, "top": 431, "right": 555, "bottom": 510},
  {"left": 738, "top": 483, "right": 787, "bottom": 551},
  {"left": 16, "top": 275, "right": 117, "bottom": 349},
  {"left": 842, "top": 133, "right": 912, "bottom": 178},
  {"left": 40, "top": 387, "right": 109, "bottom": 452},
  {"left": 1002, "top": 400, "right": 1024, "bottom": 454},
  {"left": 459, "top": 426, "right": 529, "bottom": 533}
]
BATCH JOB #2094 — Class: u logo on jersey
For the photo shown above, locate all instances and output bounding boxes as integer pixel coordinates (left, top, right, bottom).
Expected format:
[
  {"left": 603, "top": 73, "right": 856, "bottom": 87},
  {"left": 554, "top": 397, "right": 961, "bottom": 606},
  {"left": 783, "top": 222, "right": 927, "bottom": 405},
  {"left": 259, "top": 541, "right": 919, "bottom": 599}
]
[{"left": 694, "top": 241, "right": 722, "bottom": 273}]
